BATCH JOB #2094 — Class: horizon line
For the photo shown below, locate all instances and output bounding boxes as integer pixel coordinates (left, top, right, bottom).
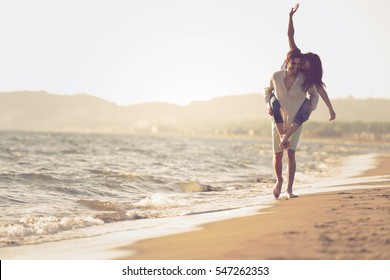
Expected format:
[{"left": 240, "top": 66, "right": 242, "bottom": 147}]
[{"left": 0, "top": 90, "right": 389, "bottom": 107}]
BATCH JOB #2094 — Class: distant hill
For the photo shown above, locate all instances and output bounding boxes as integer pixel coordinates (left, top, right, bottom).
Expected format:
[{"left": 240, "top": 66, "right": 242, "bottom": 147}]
[
  {"left": 0, "top": 91, "right": 389, "bottom": 135},
  {"left": 309, "top": 96, "right": 390, "bottom": 123}
]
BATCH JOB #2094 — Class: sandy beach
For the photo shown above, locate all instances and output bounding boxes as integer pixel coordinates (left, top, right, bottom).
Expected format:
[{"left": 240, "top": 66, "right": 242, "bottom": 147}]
[{"left": 119, "top": 154, "right": 390, "bottom": 260}]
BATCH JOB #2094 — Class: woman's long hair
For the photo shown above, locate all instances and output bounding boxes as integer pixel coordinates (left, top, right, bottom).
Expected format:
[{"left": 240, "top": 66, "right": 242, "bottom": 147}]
[{"left": 301, "top": 52, "right": 326, "bottom": 91}]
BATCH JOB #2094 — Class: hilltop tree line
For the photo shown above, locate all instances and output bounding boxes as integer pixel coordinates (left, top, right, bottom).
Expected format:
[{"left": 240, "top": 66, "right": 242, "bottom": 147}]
[{"left": 188, "top": 120, "right": 390, "bottom": 142}]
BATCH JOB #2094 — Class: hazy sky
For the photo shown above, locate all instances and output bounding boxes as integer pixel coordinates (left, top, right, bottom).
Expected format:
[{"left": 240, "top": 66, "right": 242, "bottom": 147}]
[{"left": 0, "top": 0, "right": 389, "bottom": 105}]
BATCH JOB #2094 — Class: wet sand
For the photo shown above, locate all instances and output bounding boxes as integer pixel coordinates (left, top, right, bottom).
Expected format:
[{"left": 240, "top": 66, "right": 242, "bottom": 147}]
[{"left": 119, "top": 155, "right": 390, "bottom": 260}]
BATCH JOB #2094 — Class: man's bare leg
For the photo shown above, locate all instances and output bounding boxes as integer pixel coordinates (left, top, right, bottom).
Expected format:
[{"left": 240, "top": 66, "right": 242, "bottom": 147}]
[
  {"left": 286, "top": 149, "right": 298, "bottom": 198},
  {"left": 273, "top": 151, "right": 284, "bottom": 199}
]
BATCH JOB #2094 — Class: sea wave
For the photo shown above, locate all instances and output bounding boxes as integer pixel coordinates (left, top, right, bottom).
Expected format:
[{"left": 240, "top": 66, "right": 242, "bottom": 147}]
[
  {"left": 133, "top": 193, "right": 189, "bottom": 209},
  {"left": 0, "top": 214, "right": 104, "bottom": 246},
  {"left": 77, "top": 199, "right": 127, "bottom": 211},
  {"left": 88, "top": 168, "right": 166, "bottom": 184},
  {"left": 19, "top": 172, "right": 62, "bottom": 184},
  {"left": 178, "top": 182, "right": 218, "bottom": 192}
]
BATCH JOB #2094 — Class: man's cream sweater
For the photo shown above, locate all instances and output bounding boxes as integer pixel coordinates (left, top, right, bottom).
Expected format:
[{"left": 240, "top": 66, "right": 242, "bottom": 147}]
[{"left": 264, "top": 70, "right": 319, "bottom": 129}]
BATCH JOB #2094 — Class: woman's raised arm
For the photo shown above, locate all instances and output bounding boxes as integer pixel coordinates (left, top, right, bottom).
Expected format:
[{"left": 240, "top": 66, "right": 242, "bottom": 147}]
[{"left": 288, "top": 3, "right": 300, "bottom": 51}]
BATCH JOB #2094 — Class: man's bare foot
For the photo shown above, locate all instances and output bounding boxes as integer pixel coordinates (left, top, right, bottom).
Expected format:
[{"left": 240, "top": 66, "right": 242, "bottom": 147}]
[
  {"left": 273, "top": 179, "right": 283, "bottom": 199},
  {"left": 287, "top": 191, "right": 298, "bottom": 198}
]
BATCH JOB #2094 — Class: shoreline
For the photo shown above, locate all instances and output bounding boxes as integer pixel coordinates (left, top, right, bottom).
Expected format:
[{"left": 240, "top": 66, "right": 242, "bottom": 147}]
[
  {"left": 1, "top": 153, "right": 388, "bottom": 260},
  {"left": 118, "top": 154, "right": 390, "bottom": 260}
]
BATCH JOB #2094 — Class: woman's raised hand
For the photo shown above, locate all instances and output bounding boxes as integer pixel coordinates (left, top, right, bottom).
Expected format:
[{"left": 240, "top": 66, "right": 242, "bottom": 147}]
[{"left": 290, "top": 3, "right": 300, "bottom": 17}]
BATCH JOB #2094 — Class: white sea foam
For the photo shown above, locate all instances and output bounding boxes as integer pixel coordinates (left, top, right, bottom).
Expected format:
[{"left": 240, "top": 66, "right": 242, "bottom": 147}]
[
  {"left": 0, "top": 215, "right": 104, "bottom": 241},
  {"left": 133, "top": 193, "right": 189, "bottom": 209}
]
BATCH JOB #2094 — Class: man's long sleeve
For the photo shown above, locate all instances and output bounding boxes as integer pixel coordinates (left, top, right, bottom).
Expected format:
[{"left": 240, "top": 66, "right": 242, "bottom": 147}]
[{"left": 264, "top": 79, "right": 274, "bottom": 104}]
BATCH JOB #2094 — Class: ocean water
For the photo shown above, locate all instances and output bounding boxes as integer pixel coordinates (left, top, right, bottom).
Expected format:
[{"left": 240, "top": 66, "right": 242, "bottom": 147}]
[{"left": 0, "top": 130, "right": 387, "bottom": 251}]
